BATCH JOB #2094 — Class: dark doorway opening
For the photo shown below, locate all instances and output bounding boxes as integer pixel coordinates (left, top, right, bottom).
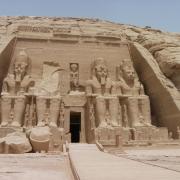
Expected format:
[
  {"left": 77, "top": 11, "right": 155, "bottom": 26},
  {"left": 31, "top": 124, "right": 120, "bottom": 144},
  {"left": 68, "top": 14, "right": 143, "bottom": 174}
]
[{"left": 70, "top": 112, "right": 81, "bottom": 143}]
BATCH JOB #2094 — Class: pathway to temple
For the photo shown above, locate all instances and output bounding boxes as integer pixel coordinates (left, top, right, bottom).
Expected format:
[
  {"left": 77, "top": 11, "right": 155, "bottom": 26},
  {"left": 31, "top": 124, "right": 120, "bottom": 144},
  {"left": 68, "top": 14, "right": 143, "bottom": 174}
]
[
  {"left": 0, "top": 153, "right": 74, "bottom": 180},
  {"left": 69, "top": 143, "right": 180, "bottom": 180},
  {"left": 1, "top": 144, "right": 180, "bottom": 180}
]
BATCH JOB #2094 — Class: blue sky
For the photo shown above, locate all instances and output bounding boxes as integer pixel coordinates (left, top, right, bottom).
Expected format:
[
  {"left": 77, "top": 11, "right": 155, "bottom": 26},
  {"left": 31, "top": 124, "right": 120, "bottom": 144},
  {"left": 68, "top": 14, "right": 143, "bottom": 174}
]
[{"left": 0, "top": 0, "right": 179, "bottom": 32}]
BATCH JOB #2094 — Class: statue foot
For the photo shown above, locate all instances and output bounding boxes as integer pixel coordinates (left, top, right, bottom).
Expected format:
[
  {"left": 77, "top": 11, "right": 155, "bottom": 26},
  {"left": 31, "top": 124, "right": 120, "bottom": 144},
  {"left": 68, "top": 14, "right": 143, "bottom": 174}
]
[
  {"left": 49, "top": 122, "right": 57, "bottom": 127},
  {"left": 144, "top": 122, "right": 152, "bottom": 126},
  {"left": 111, "top": 121, "right": 118, "bottom": 127},
  {"left": 37, "top": 121, "right": 45, "bottom": 127},
  {"left": 11, "top": 121, "right": 21, "bottom": 127},
  {"left": 1, "top": 121, "right": 8, "bottom": 127},
  {"left": 99, "top": 121, "right": 107, "bottom": 128},
  {"left": 133, "top": 122, "right": 144, "bottom": 127}
]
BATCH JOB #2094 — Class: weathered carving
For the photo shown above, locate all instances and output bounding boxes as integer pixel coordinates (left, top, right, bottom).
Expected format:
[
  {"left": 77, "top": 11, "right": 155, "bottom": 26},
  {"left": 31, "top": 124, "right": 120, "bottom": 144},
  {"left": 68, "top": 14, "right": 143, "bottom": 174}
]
[
  {"left": 59, "top": 101, "right": 65, "bottom": 129},
  {"left": 70, "top": 63, "right": 79, "bottom": 91},
  {"left": 29, "top": 126, "right": 51, "bottom": 153},
  {"left": 35, "top": 62, "right": 63, "bottom": 127},
  {"left": 86, "top": 58, "right": 119, "bottom": 127},
  {"left": 1, "top": 50, "right": 34, "bottom": 127},
  {"left": 0, "top": 132, "right": 32, "bottom": 154},
  {"left": 17, "top": 25, "right": 52, "bottom": 33},
  {"left": 116, "top": 59, "right": 151, "bottom": 127}
]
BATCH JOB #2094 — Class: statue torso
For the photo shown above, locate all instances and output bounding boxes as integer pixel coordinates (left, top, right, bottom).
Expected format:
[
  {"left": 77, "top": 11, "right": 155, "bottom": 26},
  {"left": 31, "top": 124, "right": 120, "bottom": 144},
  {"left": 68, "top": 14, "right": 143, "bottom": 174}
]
[
  {"left": 118, "top": 79, "right": 141, "bottom": 96},
  {"left": 3, "top": 74, "right": 33, "bottom": 95},
  {"left": 88, "top": 76, "right": 114, "bottom": 95}
]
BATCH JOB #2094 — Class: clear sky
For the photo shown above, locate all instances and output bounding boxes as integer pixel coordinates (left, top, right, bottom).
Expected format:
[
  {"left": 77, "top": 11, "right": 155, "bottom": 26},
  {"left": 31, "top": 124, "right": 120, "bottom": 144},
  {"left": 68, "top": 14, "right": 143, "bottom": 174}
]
[{"left": 0, "top": 0, "right": 179, "bottom": 32}]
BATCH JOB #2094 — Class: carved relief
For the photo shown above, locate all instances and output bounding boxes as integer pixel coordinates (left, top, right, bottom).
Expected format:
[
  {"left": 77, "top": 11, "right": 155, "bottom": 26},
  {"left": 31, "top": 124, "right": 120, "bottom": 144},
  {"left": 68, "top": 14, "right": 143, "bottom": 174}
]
[
  {"left": 35, "top": 62, "right": 63, "bottom": 127},
  {"left": 70, "top": 63, "right": 79, "bottom": 92},
  {"left": 59, "top": 101, "right": 65, "bottom": 129}
]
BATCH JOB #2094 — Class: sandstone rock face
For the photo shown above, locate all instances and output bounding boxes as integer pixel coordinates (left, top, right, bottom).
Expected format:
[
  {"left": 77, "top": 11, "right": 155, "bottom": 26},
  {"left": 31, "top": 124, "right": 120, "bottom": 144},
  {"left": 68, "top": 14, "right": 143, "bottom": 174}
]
[{"left": 0, "top": 16, "right": 180, "bottom": 145}]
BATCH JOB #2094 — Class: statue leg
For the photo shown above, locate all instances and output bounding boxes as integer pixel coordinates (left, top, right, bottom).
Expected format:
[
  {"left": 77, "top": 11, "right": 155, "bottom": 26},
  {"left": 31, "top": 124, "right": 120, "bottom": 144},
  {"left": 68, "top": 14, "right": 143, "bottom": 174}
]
[
  {"left": 95, "top": 96, "right": 107, "bottom": 127},
  {"left": 139, "top": 96, "right": 151, "bottom": 126},
  {"left": 36, "top": 96, "right": 47, "bottom": 126},
  {"left": 49, "top": 98, "right": 61, "bottom": 127},
  {"left": 12, "top": 96, "right": 26, "bottom": 127},
  {"left": 122, "top": 103, "right": 128, "bottom": 127},
  {"left": 109, "top": 97, "right": 119, "bottom": 126},
  {"left": 127, "top": 97, "right": 142, "bottom": 127},
  {"left": 1, "top": 96, "right": 11, "bottom": 127}
]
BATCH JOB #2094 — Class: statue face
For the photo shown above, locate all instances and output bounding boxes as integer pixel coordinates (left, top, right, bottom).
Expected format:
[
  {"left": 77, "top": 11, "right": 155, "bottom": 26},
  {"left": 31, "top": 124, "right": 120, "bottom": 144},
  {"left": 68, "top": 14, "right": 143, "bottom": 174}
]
[
  {"left": 122, "top": 66, "right": 135, "bottom": 81},
  {"left": 70, "top": 63, "right": 78, "bottom": 72},
  {"left": 14, "top": 61, "right": 27, "bottom": 82},
  {"left": 95, "top": 65, "right": 108, "bottom": 85}
]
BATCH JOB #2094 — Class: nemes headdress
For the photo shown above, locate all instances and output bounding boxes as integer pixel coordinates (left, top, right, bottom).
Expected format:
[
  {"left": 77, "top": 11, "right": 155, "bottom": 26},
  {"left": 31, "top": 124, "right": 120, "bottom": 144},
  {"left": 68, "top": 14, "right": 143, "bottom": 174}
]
[
  {"left": 15, "top": 50, "right": 29, "bottom": 64},
  {"left": 12, "top": 49, "right": 31, "bottom": 75},
  {"left": 91, "top": 57, "right": 108, "bottom": 77}
]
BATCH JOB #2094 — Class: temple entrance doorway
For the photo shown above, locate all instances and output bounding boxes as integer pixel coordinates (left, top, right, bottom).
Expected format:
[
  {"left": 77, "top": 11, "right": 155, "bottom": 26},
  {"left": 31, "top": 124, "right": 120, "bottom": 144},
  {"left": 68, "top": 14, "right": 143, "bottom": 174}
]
[{"left": 70, "top": 112, "right": 81, "bottom": 143}]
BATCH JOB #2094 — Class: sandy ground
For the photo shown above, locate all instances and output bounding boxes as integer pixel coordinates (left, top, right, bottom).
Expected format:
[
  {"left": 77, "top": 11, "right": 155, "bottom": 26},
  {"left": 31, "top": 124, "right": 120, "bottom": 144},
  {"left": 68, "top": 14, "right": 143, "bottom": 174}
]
[
  {"left": 114, "top": 146, "right": 180, "bottom": 173},
  {"left": 0, "top": 153, "right": 74, "bottom": 180}
]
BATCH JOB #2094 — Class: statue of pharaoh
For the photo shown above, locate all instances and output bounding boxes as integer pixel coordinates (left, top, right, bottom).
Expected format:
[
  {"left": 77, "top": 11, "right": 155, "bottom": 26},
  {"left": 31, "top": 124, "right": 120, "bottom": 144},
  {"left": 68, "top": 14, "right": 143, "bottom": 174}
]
[
  {"left": 116, "top": 60, "right": 151, "bottom": 127},
  {"left": 1, "top": 50, "right": 34, "bottom": 127},
  {"left": 35, "top": 62, "right": 63, "bottom": 127},
  {"left": 86, "top": 58, "right": 119, "bottom": 127}
]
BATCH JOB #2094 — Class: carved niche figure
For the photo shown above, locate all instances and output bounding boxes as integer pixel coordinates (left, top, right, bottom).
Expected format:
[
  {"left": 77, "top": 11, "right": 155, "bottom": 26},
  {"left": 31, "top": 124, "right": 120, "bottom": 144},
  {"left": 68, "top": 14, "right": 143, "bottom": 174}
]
[
  {"left": 116, "top": 60, "right": 151, "bottom": 127},
  {"left": 1, "top": 50, "right": 34, "bottom": 127},
  {"left": 86, "top": 57, "right": 119, "bottom": 127},
  {"left": 35, "top": 62, "right": 64, "bottom": 127},
  {"left": 70, "top": 63, "right": 79, "bottom": 91},
  {"left": 59, "top": 101, "right": 65, "bottom": 129}
]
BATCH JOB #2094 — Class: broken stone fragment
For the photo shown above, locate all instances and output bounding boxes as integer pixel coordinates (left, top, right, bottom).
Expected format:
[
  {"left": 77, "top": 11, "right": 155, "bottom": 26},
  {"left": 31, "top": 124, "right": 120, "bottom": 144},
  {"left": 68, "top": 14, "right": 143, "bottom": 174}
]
[
  {"left": 30, "top": 126, "right": 51, "bottom": 152},
  {"left": 1, "top": 132, "right": 32, "bottom": 154}
]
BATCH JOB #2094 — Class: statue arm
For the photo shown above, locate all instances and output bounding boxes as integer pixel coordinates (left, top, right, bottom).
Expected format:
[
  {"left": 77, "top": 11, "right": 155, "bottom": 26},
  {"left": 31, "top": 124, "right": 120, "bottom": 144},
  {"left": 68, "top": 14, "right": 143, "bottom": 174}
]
[
  {"left": 139, "top": 83, "right": 145, "bottom": 95},
  {"left": 112, "top": 81, "right": 122, "bottom": 95},
  {"left": 20, "top": 76, "right": 35, "bottom": 94},
  {"left": 111, "top": 82, "right": 118, "bottom": 95},
  {"left": 29, "top": 78, "right": 35, "bottom": 88},
  {"left": 135, "top": 79, "right": 145, "bottom": 95},
  {"left": 1, "top": 80, "right": 9, "bottom": 94},
  {"left": 85, "top": 80, "right": 93, "bottom": 96}
]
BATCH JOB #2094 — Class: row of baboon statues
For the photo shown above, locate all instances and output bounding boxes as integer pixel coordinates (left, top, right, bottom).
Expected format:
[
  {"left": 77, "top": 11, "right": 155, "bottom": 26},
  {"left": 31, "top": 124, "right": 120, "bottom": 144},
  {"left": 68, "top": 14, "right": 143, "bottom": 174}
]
[{"left": 0, "top": 50, "right": 152, "bottom": 129}]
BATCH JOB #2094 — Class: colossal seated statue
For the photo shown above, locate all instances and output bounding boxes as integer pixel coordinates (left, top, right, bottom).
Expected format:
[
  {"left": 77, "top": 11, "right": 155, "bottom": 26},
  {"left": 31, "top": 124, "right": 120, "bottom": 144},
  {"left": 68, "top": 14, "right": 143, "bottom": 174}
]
[
  {"left": 34, "top": 62, "right": 64, "bottom": 127},
  {"left": 86, "top": 58, "right": 119, "bottom": 127},
  {"left": 1, "top": 50, "right": 34, "bottom": 127},
  {"left": 116, "top": 60, "right": 151, "bottom": 127}
]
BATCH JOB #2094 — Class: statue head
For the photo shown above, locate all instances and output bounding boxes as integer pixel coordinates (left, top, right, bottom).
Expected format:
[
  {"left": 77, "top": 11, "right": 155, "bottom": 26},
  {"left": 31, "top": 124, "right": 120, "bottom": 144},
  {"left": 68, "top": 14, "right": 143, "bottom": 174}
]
[
  {"left": 93, "top": 57, "right": 108, "bottom": 85},
  {"left": 14, "top": 50, "right": 29, "bottom": 82},
  {"left": 70, "top": 63, "right": 78, "bottom": 73},
  {"left": 119, "top": 60, "right": 135, "bottom": 82}
]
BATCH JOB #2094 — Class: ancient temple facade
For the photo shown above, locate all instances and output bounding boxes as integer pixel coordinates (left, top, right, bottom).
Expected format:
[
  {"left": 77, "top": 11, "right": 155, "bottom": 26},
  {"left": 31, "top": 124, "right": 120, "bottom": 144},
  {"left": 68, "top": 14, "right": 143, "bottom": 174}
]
[{"left": 0, "top": 24, "right": 170, "bottom": 151}]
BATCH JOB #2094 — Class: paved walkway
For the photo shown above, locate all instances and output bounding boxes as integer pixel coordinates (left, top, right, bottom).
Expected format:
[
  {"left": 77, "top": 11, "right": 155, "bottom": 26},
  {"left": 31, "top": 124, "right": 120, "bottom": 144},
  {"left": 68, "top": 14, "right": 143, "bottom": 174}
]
[
  {"left": 0, "top": 154, "right": 74, "bottom": 180},
  {"left": 69, "top": 143, "right": 180, "bottom": 180}
]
